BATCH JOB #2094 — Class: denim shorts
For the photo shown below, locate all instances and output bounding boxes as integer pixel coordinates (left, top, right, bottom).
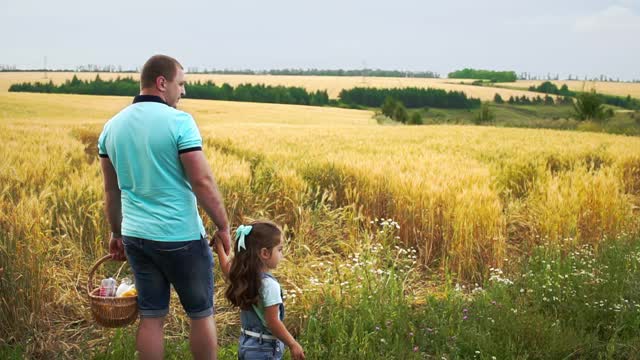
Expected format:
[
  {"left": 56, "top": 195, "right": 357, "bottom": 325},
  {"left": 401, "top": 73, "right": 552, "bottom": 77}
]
[
  {"left": 238, "top": 333, "right": 285, "bottom": 360},
  {"left": 122, "top": 235, "right": 214, "bottom": 319}
]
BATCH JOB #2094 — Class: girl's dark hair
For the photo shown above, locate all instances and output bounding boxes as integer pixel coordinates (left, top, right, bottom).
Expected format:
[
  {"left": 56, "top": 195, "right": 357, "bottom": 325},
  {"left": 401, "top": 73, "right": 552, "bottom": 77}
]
[{"left": 225, "top": 220, "right": 282, "bottom": 310}]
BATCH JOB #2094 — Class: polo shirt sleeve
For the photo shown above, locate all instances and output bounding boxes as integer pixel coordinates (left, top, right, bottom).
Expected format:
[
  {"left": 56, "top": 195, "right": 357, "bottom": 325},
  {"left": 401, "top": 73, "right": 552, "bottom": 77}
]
[
  {"left": 176, "top": 112, "right": 203, "bottom": 154},
  {"left": 260, "top": 277, "right": 283, "bottom": 307},
  {"left": 97, "top": 127, "right": 108, "bottom": 158}
]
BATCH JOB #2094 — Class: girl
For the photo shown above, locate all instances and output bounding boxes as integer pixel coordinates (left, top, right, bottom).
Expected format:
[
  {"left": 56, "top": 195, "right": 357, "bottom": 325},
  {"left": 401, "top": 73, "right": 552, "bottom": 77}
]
[{"left": 215, "top": 221, "right": 305, "bottom": 360}]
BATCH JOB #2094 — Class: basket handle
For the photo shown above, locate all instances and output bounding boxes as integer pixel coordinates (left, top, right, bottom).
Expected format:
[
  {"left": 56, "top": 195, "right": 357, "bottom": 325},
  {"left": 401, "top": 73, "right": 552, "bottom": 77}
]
[{"left": 87, "top": 254, "right": 117, "bottom": 296}]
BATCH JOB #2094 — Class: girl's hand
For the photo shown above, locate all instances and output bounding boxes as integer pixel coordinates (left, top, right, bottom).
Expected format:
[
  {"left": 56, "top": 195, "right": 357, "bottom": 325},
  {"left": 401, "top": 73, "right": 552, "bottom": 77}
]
[
  {"left": 213, "top": 234, "right": 231, "bottom": 277},
  {"left": 214, "top": 234, "right": 226, "bottom": 257},
  {"left": 290, "top": 342, "right": 305, "bottom": 360}
]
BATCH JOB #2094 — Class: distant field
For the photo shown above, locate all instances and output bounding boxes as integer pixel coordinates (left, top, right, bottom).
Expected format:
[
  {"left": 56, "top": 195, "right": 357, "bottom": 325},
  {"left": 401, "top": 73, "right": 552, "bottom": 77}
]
[
  {"left": 0, "top": 72, "right": 544, "bottom": 101},
  {"left": 0, "top": 92, "right": 373, "bottom": 127},
  {"left": 500, "top": 80, "right": 640, "bottom": 99}
]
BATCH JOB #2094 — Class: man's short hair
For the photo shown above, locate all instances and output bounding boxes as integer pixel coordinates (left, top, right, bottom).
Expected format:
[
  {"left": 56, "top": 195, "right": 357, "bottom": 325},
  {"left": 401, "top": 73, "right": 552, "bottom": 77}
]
[{"left": 140, "top": 55, "right": 183, "bottom": 89}]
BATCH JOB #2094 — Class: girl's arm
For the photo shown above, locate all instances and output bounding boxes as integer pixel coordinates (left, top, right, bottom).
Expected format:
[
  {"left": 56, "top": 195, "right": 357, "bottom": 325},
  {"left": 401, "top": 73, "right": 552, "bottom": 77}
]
[
  {"left": 265, "top": 305, "right": 305, "bottom": 360},
  {"left": 214, "top": 235, "right": 231, "bottom": 278}
]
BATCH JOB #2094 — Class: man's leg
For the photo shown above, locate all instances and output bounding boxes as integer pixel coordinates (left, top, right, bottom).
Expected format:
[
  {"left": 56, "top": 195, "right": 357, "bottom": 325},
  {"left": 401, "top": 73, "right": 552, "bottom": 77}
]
[
  {"left": 136, "top": 317, "right": 165, "bottom": 360},
  {"left": 190, "top": 315, "right": 217, "bottom": 360}
]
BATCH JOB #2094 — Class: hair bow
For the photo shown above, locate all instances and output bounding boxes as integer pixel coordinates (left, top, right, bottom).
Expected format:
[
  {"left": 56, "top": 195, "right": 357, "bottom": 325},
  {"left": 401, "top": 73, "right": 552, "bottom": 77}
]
[{"left": 235, "top": 225, "right": 253, "bottom": 252}]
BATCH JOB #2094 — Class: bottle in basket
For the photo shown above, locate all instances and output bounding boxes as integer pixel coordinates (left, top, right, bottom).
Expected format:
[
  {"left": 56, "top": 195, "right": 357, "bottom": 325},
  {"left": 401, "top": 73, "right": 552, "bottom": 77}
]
[
  {"left": 116, "top": 278, "right": 133, "bottom": 297},
  {"left": 99, "top": 277, "right": 117, "bottom": 297}
]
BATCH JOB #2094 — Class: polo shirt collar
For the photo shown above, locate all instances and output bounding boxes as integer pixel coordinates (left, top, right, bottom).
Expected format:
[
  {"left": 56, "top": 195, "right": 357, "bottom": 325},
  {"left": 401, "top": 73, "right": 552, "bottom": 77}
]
[{"left": 133, "top": 95, "right": 168, "bottom": 106}]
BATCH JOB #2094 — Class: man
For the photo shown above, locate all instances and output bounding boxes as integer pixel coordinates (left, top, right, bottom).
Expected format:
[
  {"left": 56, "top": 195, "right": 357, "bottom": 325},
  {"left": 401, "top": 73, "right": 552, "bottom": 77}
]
[{"left": 98, "top": 54, "right": 231, "bottom": 360}]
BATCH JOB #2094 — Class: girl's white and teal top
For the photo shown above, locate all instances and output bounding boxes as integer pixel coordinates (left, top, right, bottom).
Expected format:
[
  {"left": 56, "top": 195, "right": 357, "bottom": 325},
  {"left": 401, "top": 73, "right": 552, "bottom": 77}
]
[{"left": 241, "top": 272, "right": 285, "bottom": 333}]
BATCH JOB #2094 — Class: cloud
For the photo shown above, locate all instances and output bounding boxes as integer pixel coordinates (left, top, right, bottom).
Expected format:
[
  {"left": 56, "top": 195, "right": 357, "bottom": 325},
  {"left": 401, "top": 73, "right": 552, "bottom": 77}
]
[{"left": 573, "top": 5, "right": 640, "bottom": 32}]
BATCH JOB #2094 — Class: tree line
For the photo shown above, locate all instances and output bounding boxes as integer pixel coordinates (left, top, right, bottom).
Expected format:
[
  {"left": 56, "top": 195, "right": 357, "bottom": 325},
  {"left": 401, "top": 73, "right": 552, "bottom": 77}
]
[
  {"left": 9, "top": 76, "right": 480, "bottom": 109},
  {"left": 0, "top": 67, "right": 439, "bottom": 78},
  {"left": 448, "top": 68, "right": 518, "bottom": 82},
  {"left": 493, "top": 93, "right": 573, "bottom": 106},
  {"left": 263, "top": 69, "right": 439, "bottom": 78},
  {"left": 339, "top": 87, "right": 480, "bottom": 109},
  {"left": 528, "top": 81, "right": 640, "bottom": 110},
  {"left": 8, "top": 75, "right": 330, "bottom": 106}
]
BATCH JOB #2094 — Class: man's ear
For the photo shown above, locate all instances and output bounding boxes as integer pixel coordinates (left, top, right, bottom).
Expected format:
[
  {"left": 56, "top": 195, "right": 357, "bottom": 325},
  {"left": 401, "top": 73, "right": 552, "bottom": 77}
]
[{"left": 155, "top": 76, "right": 167, "bottom": 92}]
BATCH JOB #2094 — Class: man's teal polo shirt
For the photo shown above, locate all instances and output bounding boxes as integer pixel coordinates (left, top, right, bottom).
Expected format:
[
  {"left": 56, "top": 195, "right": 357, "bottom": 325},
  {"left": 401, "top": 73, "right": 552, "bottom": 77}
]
[{"left": 98, "top": 95, "right": 206, "bottom": 241}]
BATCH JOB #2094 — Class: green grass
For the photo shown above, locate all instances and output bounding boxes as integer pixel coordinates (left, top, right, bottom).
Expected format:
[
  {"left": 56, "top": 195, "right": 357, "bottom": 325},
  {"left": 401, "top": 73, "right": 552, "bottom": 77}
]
[
  {"left": 411, "top": 104, "right": 573, "bottom": 125},
  {"left": 92, "top": 329, "right": 239, "bottom": 360},
  {"left": 0, "top": 345, "right": 25, "bottom": 360},
  {"left": 300, "top": 236, "right": 640, "bottom": 359},
  {"left": 93, "top": 234, "right": 640, "bottom": 359},
  {"left": 391, "top": 104, "right": 640, "bottom": 136}
]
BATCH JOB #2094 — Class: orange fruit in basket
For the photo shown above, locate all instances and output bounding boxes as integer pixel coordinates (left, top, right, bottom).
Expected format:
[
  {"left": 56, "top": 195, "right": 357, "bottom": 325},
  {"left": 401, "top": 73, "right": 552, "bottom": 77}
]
[{"left": 121, "top": 288, "right": 137, "bottom": 297}]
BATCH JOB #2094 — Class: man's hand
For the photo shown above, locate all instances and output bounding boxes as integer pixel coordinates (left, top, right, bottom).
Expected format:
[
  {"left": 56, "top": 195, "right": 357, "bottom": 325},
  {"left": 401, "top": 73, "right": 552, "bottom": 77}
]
[
  {"left": 212, "top": 233, "right": 231, "bottom": 278},
  {"left": 109, "top": 235, "right": 126, "bottom": 261},
  {"left": 212, "top": 228, "right": 231, "bottom": 255}
]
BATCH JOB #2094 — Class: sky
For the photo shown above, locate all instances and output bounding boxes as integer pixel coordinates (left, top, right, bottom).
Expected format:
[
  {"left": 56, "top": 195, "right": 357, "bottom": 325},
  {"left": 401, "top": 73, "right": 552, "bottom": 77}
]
[{"left": 1, "top": 0, "right": 639, "bottom": 80}]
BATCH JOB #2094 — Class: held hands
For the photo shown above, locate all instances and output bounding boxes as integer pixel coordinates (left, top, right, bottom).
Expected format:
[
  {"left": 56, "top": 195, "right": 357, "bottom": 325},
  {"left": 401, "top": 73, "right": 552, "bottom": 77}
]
[
  {"left": 212, "top": 232, "right": 231, "bottom": 277},
  {"left": 109, "top": 234, "right": 126, "bottom": 261},
  {"left": 210, "top": 228, "right": 231, "bottom": 256}
]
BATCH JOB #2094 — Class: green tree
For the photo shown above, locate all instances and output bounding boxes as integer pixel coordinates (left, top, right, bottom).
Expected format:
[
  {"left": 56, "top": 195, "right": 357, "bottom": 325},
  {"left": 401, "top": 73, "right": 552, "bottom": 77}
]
[
  {"left": 474, "top": 102, "right": 495, "bottom": 124},
  {"left": 408, "top": 112, "right": 423, "bottom": 125},
  {"left": 393, "top": 102, "right": 409, "bottom": 123},
  {"left": 494, "top": 93, "right": 504, "bottom": 104},
  {"left": 544, "top": 95, "right": 555, "bottom": 105},
  {"left": 532, "top": 81, "right": 557, "bottom": 94},
  {"left": 381, "top": 96, "right": 398, "bottom": 118},
  {"left": 573, "top": 90, "right": 610, "bottom": 122}
]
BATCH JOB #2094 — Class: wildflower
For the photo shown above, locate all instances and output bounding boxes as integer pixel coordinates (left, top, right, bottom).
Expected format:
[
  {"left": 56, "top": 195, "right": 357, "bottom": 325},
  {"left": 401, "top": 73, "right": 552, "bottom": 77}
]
[
  {"left": 463, "top": 315, "right": 468, "bottom": 320},
  {"left": 413, "top": 346, "right": 419, "bottom": 352},
  {"left": 375, "top": 326, "right": 381, "bottom": 331}
]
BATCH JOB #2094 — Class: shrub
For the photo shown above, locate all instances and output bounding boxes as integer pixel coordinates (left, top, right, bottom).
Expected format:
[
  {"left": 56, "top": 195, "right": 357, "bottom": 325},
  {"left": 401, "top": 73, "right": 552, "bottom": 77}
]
[
  {"left": 408, "top": 112, "right": 423, "bottom": 125},
  {"left": 381, "top": 96, "right": 398, "bottom": 118},
  {"left": 573, "top": 90, "right": 611, "bottom": 122},
  {"left": 394, "top": 103, "right": 409, "bottom": 124},
  {"left": 473, "top": 102, "right": 495, "bottom": 124}
]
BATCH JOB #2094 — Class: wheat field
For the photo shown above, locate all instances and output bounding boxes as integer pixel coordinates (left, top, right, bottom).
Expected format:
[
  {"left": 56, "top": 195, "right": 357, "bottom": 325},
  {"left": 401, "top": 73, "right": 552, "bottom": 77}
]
[{"left": 1, "top": 74, "right": 640, "bottom": 356}]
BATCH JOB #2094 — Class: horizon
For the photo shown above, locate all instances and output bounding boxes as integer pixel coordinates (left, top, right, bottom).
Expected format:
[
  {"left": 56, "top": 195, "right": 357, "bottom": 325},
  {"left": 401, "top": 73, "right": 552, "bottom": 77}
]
[{"left": 0, "top": 66, "right": 636, "bottom": 82}]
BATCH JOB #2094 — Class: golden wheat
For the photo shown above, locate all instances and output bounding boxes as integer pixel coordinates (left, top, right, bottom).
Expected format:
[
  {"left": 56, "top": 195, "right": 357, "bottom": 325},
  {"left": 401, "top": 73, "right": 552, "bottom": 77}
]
[{"left": 1, "top": 88, "right": 639, "bottom": 356}]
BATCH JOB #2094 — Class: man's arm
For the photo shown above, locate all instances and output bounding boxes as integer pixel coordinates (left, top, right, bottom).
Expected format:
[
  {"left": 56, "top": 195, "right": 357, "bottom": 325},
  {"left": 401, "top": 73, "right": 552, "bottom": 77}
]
[
  {"left": 180, "top": 150, "right": 231, "bottom": 254},
  {"left": 99, "top": 157, "right": 125, "bottom": 261}
]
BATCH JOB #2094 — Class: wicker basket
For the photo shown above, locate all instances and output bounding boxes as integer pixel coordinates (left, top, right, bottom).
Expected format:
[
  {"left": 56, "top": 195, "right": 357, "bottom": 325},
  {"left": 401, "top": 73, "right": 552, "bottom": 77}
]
[{"left": 87, "top": 254, "right": 138, "bottom": 328}]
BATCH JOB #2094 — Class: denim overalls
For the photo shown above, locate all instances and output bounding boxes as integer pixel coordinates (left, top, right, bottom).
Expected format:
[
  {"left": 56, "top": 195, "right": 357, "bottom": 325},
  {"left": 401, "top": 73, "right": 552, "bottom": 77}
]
[{"left": 238, "top": 273, "right": 286, "bottom": 360}]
